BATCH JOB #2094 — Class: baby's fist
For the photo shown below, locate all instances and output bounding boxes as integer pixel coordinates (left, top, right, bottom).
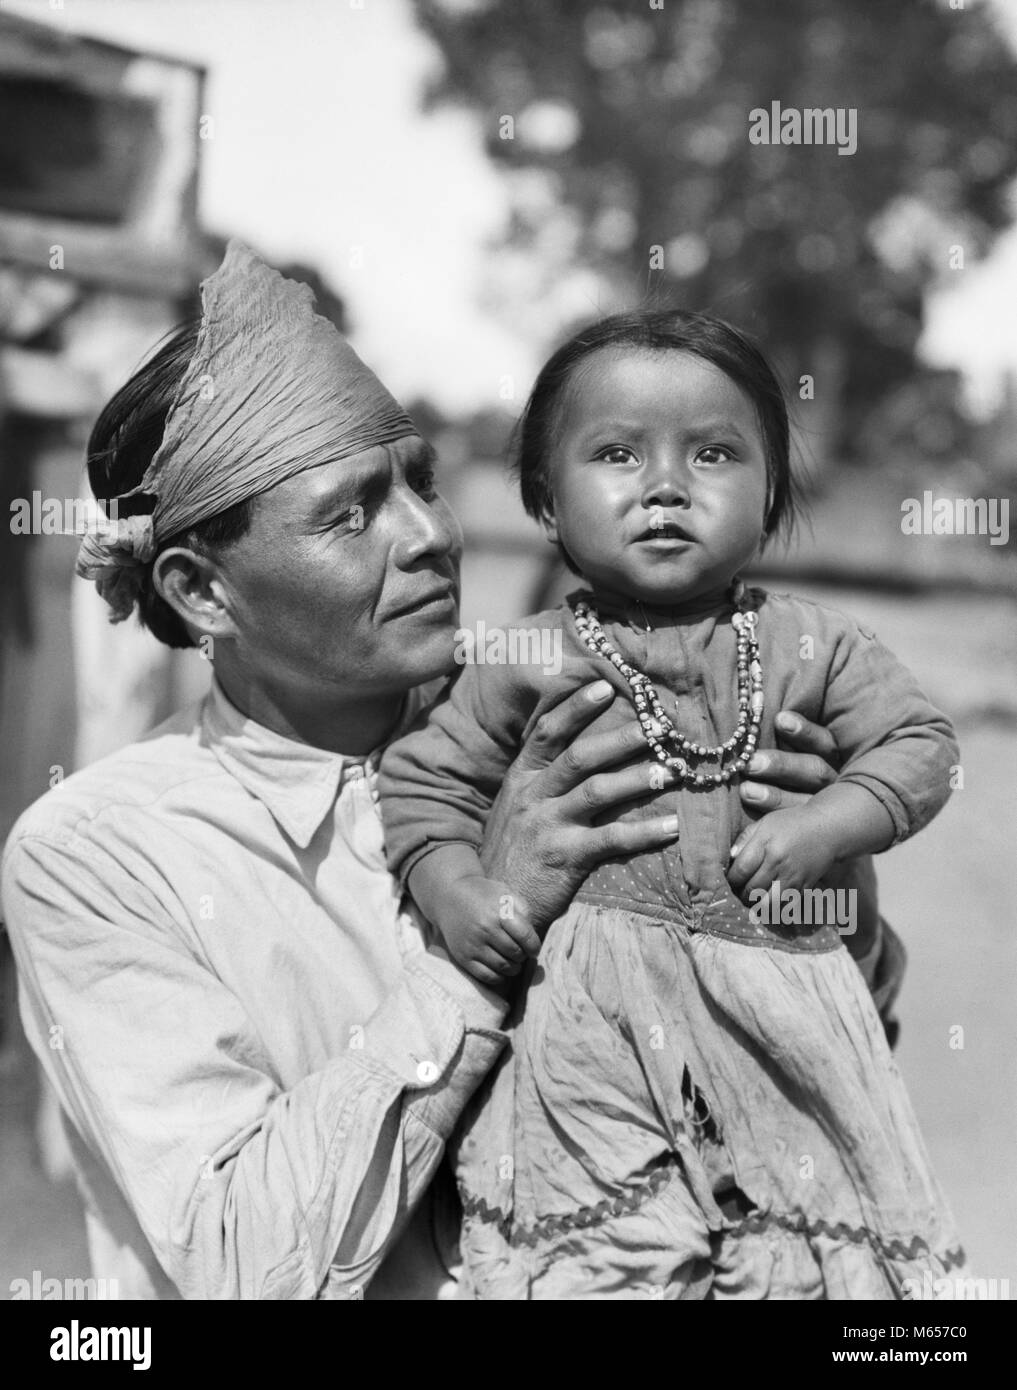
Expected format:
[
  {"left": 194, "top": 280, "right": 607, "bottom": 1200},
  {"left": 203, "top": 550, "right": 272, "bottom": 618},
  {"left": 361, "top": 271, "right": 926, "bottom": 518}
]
[
  {"left": 727, "top": 806, "right": 837, "bottom": 902},
  {"left": 440, "top": 876, "right": 542, "bottom": 989}
]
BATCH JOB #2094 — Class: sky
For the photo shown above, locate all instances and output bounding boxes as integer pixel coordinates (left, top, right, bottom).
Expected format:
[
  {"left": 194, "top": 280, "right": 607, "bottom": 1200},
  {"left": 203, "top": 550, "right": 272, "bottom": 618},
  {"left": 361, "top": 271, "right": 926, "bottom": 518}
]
[{"left": 4, "top": 0, "right": 1017, "bottom": 416}]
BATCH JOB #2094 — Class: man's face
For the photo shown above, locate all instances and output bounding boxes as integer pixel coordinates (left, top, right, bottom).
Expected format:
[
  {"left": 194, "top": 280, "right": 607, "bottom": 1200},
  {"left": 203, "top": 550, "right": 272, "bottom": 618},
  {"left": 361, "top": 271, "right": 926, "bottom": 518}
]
[{"left": 213, "top": 433, "right": 463, "bottom": 700}]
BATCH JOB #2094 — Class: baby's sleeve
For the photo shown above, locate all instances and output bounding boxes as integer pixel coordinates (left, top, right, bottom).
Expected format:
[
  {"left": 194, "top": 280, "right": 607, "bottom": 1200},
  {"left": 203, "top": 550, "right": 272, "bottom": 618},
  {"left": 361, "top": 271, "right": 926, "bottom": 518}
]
[
  {"left": 379, "top": 658, "right": 536, "bottom": 884},
  {"left": 819, "top": 615, "right": 960, "bottom": 845}
]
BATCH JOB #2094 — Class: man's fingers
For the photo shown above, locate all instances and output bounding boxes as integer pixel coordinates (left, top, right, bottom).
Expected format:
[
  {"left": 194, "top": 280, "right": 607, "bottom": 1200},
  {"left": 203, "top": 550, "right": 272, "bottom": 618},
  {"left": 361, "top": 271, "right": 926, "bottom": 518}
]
[
  {"left": 538, "top": 716, "right": 650, "bottom": 800},
  {"left": 514, "top": 681, "right": 617, "bottom": 775},
  {"left": 742, "top": 747, "right": 837, "bottom": 794},
  {"left": 774, "top": 711, "right": 839, "bottom": 763},
  {"left": 561, "top": 758, "right": 676, "bottom": 822},
  {"left": 737, "top": 713, "right": 839, "bottom": 812},
  {"left": 739, "top": 780, "right": 810, "bottom": 813},
  {"left": 586, "top": 814, "right": 680, "bottom": 866}
]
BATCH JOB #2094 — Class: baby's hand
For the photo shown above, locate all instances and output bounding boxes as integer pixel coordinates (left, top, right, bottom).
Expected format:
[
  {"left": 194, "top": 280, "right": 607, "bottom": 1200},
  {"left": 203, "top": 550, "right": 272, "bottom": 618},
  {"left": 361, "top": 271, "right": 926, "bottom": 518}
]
[
  {"left": 438, "top": 874, "right": 542, "bottom": 989},
  {"left": 726, "top": 806, "right": 839, "bottom": 902}
]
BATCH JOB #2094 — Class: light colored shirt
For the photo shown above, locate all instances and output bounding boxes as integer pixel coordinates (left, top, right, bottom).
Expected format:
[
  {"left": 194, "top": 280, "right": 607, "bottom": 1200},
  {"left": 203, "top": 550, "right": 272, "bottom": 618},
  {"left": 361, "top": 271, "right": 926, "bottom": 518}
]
[{"left": 2, "top": 677, "right": 507, "bottom": 1300}]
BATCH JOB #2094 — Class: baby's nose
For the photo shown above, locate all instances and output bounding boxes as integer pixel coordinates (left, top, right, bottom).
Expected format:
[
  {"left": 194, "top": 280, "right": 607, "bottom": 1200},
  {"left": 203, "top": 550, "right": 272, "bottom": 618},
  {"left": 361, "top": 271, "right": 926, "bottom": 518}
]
[{"left": 641, "top": 472, "right": 690, "bottom": 509}]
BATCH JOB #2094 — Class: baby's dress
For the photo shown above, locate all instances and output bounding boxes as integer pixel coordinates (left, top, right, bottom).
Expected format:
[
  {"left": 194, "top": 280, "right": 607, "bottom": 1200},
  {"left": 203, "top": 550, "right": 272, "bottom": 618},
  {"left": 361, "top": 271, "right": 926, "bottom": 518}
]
[{"left": 380, "top": 586, "right": 967, "bottom": 1299}]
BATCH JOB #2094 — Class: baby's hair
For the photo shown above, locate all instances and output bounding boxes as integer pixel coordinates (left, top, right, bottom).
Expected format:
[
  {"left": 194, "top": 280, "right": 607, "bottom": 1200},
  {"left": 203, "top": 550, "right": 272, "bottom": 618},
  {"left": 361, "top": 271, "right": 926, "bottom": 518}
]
[{"left": 513, "top": 308, "right": 799, "bottom": 570}]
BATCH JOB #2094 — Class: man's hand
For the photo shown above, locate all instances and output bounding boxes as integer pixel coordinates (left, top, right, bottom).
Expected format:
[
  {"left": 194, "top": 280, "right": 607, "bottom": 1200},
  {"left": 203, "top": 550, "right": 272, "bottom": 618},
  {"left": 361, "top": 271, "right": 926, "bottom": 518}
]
[
  {"left": 478, "top": 681, "right": 680, "bottom": 927},
  {"left": 730, "top": 709, "right": 843, "bottom": 902},
  {"left": 478, "top": 696, "right": 879, "bottom": 941},
  {"left": 738, "top": 710, "right": 839, "bottom": 813}
]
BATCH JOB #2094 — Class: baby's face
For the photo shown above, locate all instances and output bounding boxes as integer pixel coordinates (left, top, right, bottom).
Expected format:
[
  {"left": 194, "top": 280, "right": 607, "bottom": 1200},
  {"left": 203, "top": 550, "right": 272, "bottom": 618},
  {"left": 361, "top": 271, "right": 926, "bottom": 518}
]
[{"left": 546, "top": 348, "right": 770, "bottom": 609}]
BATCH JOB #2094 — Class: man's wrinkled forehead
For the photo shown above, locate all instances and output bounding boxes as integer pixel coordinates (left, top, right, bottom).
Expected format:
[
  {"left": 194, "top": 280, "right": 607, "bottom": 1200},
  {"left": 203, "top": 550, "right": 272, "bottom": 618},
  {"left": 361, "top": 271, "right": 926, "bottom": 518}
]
[
  {"left": 144, "top": 242, "right": 421, "bottom": 535},
  {"left": 265, "top": 433, "right": 435, "bottom": 522}
]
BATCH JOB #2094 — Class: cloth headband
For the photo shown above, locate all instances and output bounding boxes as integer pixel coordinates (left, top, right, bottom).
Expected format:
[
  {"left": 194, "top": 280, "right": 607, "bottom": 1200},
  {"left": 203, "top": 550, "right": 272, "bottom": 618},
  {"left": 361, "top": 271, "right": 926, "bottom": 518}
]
[{"left": 77, "top": 239, "right": 417, "bottom": 622}]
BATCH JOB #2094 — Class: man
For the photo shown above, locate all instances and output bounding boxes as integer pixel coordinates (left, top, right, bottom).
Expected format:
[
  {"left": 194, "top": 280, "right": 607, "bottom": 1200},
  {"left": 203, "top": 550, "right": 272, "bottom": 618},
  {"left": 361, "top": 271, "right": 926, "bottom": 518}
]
[{"left": 1, "top": 244, "right": 897, "bottom": 1299}]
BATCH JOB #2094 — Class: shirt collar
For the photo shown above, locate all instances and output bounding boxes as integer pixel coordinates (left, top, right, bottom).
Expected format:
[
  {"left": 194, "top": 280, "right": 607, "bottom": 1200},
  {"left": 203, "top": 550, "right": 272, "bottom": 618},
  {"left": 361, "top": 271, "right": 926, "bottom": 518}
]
[
  {"left": 202, "top": 678, "right": 366, "bottom": 849},
  {"left": 201, "top": 676, "right": 446, "bottom": 850}
]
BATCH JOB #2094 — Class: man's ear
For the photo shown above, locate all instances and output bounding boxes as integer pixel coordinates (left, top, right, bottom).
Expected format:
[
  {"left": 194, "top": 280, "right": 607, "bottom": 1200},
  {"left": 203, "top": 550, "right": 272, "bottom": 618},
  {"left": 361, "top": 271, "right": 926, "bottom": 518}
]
[{"left": 152, "top": 546, "right": 239, "bottom": 642}]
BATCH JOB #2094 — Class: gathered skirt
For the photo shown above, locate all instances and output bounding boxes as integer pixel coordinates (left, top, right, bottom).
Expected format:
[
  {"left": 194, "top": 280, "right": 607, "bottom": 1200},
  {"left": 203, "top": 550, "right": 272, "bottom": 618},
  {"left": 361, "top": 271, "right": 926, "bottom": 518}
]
[{"left": 453, "top": 901, "right": 966, "bottom": 1300}]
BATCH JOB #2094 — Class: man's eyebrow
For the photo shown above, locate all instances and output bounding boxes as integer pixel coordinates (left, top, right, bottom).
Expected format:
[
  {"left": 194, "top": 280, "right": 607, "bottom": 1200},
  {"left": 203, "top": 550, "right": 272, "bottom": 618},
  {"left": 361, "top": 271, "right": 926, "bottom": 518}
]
[
  {"left": 307, "top": 465, "right": 389, "bottom": 519},
  {"left": 306, "top": 439, "right": 438, "bottom": 516},
  {"left": 406, "top": 440, "right": 439, "bottom": 469}
]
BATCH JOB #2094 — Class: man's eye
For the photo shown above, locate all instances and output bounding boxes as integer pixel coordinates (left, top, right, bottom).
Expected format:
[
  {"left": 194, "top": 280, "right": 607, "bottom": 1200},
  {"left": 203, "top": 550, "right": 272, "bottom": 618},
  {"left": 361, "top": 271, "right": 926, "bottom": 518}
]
[
  {"left": 411, "top": 470, "right": 437, "bottom": 499},
  {"left": 596, "top": 446, "right": 636, "bottom": 465},
  {"left": 334, "top": 504, "right": 369, "bottom": 533},
  {"left": 695, "top": 445, "right": 735, "bottom": 465}
]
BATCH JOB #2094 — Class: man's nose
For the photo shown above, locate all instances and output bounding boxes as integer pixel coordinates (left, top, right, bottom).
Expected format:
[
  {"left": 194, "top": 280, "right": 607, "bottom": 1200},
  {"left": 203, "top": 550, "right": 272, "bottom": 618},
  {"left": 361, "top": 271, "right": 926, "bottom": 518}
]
[
  {"left": 398, "top": 490, "right": 461, "bottom": 566},
  {"left": 641, "top": 458, "right": 691, "bottom": 511}
]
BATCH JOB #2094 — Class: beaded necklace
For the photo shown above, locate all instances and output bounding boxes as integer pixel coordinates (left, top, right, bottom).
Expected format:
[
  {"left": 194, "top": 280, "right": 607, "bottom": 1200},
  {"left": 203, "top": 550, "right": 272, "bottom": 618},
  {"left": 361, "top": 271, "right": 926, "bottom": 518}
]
[{"left": 570, "top": 581, "right": 764, "bottom": 787}]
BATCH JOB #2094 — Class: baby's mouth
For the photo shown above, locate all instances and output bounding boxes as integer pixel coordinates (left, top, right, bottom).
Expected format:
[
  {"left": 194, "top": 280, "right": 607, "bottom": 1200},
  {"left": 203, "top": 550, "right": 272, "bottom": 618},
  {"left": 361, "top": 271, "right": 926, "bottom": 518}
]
[{"left": 636, "top": 521, "right": 694, "bottom": 542}]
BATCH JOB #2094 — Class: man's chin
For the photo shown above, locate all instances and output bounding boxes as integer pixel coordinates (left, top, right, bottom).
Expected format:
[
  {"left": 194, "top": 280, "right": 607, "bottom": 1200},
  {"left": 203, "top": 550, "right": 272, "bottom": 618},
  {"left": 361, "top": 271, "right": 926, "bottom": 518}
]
[{"left": 395, "top": 610, "right": 462, "bottom": 683}]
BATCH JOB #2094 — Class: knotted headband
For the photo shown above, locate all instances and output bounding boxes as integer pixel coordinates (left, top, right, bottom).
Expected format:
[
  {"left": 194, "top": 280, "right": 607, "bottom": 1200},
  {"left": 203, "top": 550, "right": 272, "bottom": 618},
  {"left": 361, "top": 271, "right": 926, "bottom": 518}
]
[{"left": 77, "top": 239, "right": 417, "bottom": 621}]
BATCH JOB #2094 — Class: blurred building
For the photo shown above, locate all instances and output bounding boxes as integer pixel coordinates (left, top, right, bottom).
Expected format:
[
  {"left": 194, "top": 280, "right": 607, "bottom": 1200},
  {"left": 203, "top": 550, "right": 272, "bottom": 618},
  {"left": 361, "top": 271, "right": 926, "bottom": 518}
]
[
  {"left": 0, "top": 10, "right": 214, "bottom": 847},
  {"left": 0, "top": 12, "right": 218, "bottom": 1112}
]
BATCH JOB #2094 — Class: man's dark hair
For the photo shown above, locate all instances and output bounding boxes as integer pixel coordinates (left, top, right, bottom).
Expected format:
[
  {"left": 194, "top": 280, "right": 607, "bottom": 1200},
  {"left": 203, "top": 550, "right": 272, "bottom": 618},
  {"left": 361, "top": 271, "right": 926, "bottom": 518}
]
[
  {"left": 513, "top": 308, "right": 799, "bottom": 576},
  {"left": 86, "top": 321, "right": 254, "bottom": 648}
]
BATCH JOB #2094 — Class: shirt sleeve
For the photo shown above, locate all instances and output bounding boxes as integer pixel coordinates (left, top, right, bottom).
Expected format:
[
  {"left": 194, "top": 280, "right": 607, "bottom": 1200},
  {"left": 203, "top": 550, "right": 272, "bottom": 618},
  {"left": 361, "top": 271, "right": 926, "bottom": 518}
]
[
  {"left": 818, "top": 616, "right": 960, "bottom": 844},
  {"left": 2, "top": 830, "right": 507, "bottom": 1300},
  {"left": 379, "top": 656, "right": 538, "bottom": 883}
]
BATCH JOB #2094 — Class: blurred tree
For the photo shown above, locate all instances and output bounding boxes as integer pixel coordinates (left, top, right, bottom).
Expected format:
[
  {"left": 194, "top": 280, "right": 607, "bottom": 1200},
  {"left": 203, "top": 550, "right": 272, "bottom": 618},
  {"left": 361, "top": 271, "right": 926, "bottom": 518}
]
[{"left": 412, "top": 0, "right": 1017, "bottom": 462}]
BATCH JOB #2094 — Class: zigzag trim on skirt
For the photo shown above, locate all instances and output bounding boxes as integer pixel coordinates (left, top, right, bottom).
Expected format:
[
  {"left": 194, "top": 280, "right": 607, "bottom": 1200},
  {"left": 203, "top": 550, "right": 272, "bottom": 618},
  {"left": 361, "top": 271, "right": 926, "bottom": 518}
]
[
  {"left": 461, "top": 1161, "right": 967, "bottom": 1271},
  {"left": 459, "top": 1159, "right": 679, "bottom": 1248},
  {"left": 723, "top": 1209, "right": 967, "bottom": 1271}
]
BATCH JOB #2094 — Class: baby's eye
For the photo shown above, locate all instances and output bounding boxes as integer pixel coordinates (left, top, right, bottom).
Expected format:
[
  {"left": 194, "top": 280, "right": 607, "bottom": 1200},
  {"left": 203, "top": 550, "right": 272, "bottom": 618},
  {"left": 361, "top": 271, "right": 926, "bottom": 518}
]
[
  {"left": 596, "top": 445, "right": 637, "bottom": 465},
  {"left": 695, "top": 445, "right": 736, "bottom": 465}
]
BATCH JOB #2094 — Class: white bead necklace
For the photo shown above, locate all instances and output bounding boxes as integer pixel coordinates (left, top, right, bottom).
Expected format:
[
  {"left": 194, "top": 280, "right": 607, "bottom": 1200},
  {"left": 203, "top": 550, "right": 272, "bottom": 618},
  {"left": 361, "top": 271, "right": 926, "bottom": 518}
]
[{"left": 570, "top": 581, "right": 764, "bottom": 787}]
